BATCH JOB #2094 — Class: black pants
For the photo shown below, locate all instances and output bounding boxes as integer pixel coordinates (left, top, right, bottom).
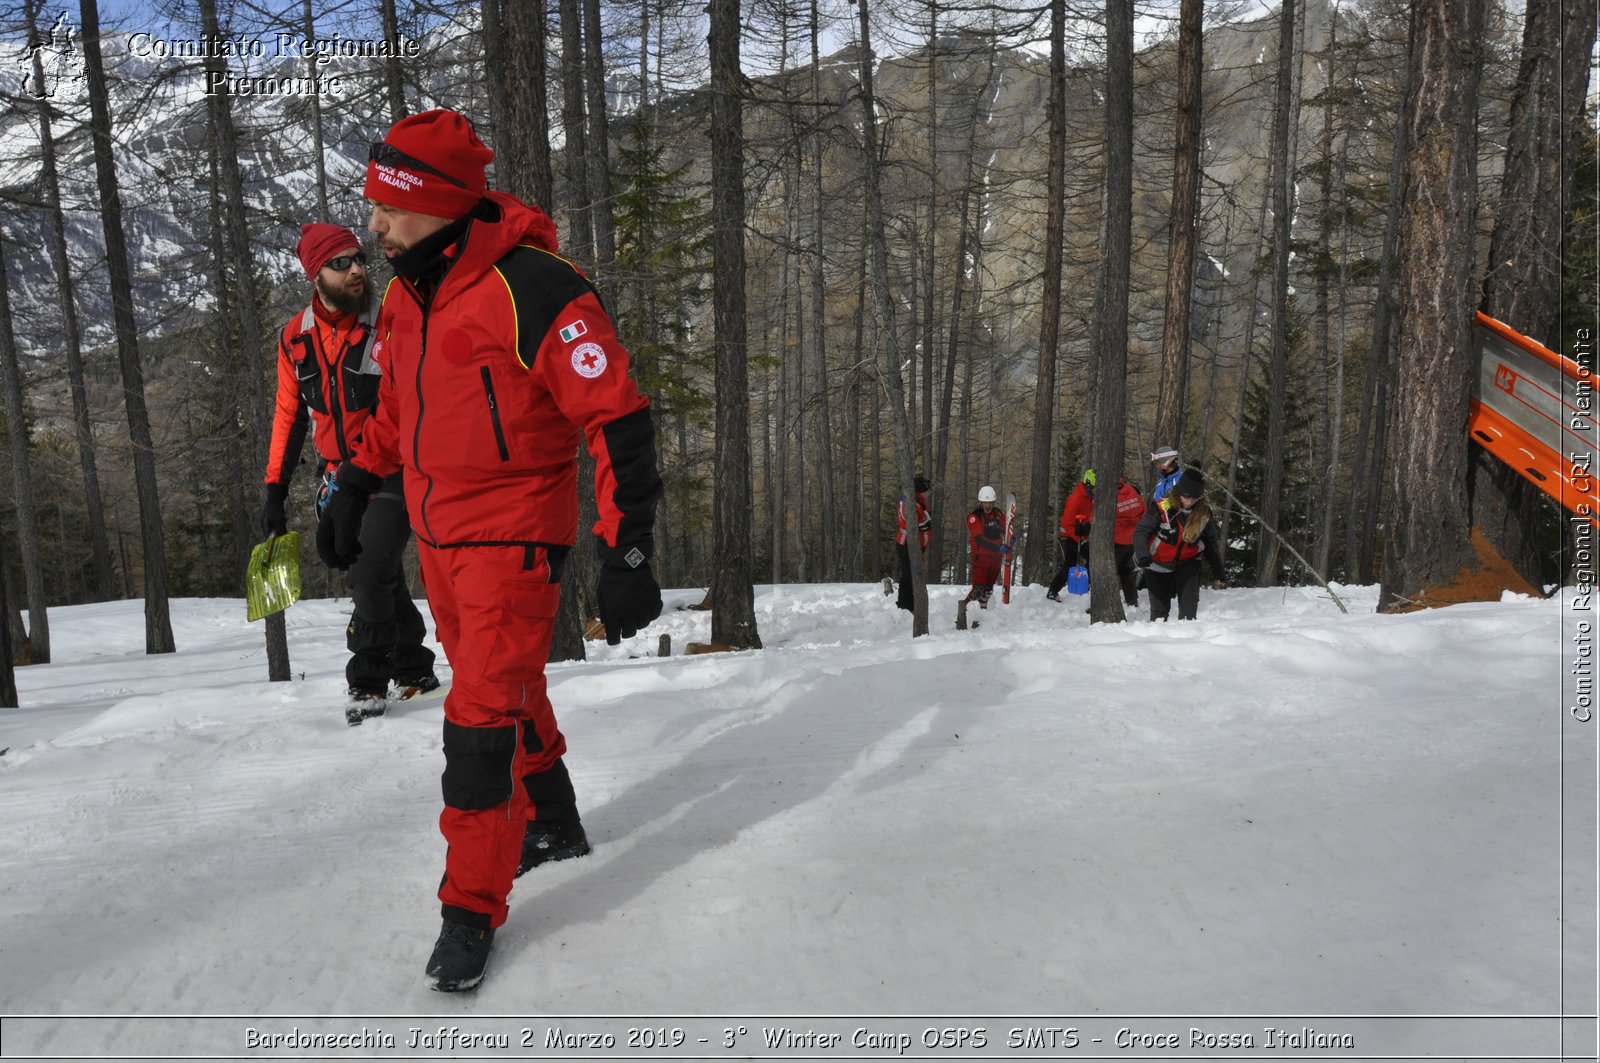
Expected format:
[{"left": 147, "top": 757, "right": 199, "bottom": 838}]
[
  {"left": 1114, "top": 543, "right": 1139, "bottom": 606},
  {"left": 1145, "top": 559, "right": 1202, "bottom": 622},
  {"left": 344, "top": 472, "right": 435, "bottom": 694},
  {"left": 1048, "top": 538, "right": 1085, "bottom": 596}
]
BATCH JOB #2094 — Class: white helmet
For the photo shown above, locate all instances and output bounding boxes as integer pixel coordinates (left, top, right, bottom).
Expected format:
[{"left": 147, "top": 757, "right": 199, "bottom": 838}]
[{"left": 977, "top": 485, "right": 997, "bottom": 503}]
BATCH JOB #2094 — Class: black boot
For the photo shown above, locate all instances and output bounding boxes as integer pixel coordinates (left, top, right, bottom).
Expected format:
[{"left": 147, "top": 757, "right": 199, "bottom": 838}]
[
  {"left": 344, "top": 689, "right": 387, "bottom": 726},
  {"left": 425, "top": 920, "right": 495, "bottom": 992},
  {"left": 515, "top": 817, "right": 592, "bottom": 878}
]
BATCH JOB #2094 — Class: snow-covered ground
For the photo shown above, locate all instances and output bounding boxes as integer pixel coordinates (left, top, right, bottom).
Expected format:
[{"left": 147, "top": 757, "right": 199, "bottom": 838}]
[{"left": 0, "top": 581, "right": 1593, "bottom": 1060}]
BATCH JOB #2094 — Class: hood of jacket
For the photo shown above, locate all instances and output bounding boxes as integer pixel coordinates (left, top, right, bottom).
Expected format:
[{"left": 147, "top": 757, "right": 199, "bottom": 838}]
[{"left": 432, "top": 192, "right": 561, "bottom": 303}]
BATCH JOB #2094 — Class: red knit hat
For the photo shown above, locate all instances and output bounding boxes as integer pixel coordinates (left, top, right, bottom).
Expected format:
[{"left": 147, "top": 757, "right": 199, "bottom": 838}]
[
  {"left": 364, "top": 109, "right": 492, "bottom": 220},
  {"left": 296, "top": 223, "right": 360, "bottom": 280}
]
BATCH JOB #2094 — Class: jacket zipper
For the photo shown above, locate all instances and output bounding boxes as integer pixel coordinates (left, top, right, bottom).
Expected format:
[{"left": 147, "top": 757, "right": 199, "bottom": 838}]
[
  {"left": 404, "top": 278, "right": 437, "bottom": 546},
  {"left": 403, "top": 230, "right": 469, "bottom": 547},
  {"left": 480, "top": 366, "right": 510, "bottom": 461}
]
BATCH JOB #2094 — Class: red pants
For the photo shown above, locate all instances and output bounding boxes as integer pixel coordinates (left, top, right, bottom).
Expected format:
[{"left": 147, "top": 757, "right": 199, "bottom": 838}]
[
  {"left": 420, "top": 543, "right": 568, "bottom": 929},
  {"left": 970, "top": 549, "right": 1001, "bottom": 599}
]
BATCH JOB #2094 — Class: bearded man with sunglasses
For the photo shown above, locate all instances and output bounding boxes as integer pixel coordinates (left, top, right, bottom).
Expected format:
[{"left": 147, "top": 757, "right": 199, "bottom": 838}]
[
  {"left": 263, "top": 224, "right": 438, "bottom": 724},
  {"left": 316, "top": 110, "right": 663, "bottom": 992}
]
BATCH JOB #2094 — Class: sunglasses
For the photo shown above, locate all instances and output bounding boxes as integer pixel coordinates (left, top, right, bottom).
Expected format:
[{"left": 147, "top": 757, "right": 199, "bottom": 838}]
[
  {"left": 324, "top": 252, "right": 367, "bottom": 272},
  {"left": 368, "top": 142, "right": 470, "bottom": 189}
]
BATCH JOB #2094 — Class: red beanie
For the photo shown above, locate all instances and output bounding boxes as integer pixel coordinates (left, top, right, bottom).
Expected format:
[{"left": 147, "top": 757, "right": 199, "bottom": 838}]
[
  {"left": 296, "top": 223, "right": 360, "bottom": 280},
  {"left": 364, "top": 109, "right": 493, "bottom": 220}
]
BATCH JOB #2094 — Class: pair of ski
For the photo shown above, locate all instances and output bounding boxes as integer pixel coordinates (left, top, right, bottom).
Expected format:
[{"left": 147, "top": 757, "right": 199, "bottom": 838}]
[{"left": 957, "top": 492, "right": 1016, "bottom": 630}]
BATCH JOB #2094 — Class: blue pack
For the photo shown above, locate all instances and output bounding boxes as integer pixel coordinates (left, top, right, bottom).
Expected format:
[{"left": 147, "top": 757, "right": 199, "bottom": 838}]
[{"left": 1066, "top": 565, "right": 1089, "bottom": 594}]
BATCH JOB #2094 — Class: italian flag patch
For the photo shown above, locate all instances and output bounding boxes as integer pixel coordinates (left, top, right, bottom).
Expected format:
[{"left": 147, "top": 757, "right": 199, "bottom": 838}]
[{"left": 559, "top": 320, "right": 588, "bottom": 343}]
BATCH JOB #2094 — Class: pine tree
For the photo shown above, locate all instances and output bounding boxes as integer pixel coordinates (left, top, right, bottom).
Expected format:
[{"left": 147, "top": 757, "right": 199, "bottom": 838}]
[
  {"left": 611, "top": 109, "right": 714, "bottom": 587},
  {"left": 1225, "top": 336, "right": 1315, "bottom": 587}
]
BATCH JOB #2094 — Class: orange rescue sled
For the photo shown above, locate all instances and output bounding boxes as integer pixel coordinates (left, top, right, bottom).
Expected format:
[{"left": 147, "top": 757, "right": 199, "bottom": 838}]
[{"left": 1469, "top": 312, "right": 1597, "bottom": 529}]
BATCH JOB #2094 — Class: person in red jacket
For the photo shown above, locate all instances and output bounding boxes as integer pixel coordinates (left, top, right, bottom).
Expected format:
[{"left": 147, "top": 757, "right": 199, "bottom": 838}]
[
  {"left": 261, "top": 223, "right": 437, "bottom": 721},
  {"left": 315, "top": 110, "right": 663, "bottom": 992},
  {"left": 1111, "top": 475, "right": 1148, "bottom": 606},
  {"left": 1133, "top": 468, "right": 1225, "bottom": 621},
  {"left": 895, "top": 473, "right": 932, "bottom": 611},
  {"left": 1046, "top": 469, "right": 1096, "bottom": 600},
  {"left": 965, "top": 485, "right": 1005, "bottom": 608}
]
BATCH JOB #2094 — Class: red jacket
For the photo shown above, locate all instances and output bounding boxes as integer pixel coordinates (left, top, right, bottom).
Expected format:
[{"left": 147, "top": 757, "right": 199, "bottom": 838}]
[
  {"left": 1058, "top": 483, "right": 1094, "bottom": 541},
  {"left": 263, "top": 300, "right": 381, "bottom": 485},
  {"left": 1134, "top": 496, "right": 1224, "bottom": 575},
  {"left": 1113, "top": 479, "right": 1147, "bottom": 546},
  {"left": 897, "top": 491, "right": 931, "bottom": 549},
  {"left": 967, "top": 504, "right": 1006, "bottom": 557},
  {"left": 352, "top": 192, "right": 659, "bottom": 552}
]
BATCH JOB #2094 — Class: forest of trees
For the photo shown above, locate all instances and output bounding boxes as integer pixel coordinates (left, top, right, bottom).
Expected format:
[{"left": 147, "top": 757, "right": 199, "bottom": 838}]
[{"left": 0, "top": 0, "right": 1593, "bottom": 682}]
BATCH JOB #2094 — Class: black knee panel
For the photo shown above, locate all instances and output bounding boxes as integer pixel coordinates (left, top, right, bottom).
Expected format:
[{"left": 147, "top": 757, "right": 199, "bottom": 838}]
[
  {"left": 441, "top": 721, "right": 518, "bottom": 811},
  {"left": 522, "top": 756, "right": 577, "bottom": 807}
]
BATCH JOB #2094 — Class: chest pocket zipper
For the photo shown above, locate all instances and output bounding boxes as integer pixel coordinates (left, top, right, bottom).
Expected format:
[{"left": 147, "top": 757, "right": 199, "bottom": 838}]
[
  {"left": 293, "top": 336, "right": 327, "bottom": 413},
  {"left": 480, "top": 366, "right": 510, "bottom": 462},
  {"left": 342, "top": 328, "right": 381, "bottom": 412}
]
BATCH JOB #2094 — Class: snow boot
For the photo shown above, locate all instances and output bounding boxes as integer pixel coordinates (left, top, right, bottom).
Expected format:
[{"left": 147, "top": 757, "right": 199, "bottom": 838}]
[
  {"left": 344, "top": 690, "right": 387, "bottom": 726},
  {"left": 424, "top": 920, "right": 494, "bottom": 992},
  {"left": 393, "top": 675, "right": 441, "bottom": 701},
  {"left": 515, "top": 816, "right": 592, "bottom": 878}
]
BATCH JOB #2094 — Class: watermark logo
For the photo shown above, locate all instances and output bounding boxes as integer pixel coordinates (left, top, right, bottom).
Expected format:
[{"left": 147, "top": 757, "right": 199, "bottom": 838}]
[{"left": 17, "top": 10, "right": 86, "bottom": 100}]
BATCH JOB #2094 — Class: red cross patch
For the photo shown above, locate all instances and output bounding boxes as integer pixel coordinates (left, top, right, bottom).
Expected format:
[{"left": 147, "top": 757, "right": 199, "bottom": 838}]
[{"left": 571, "top": 342, "right": 607, "bottom": 379}]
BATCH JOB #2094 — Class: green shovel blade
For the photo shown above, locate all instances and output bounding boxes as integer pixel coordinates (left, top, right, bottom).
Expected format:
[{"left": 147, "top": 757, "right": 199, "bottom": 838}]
[{"left": 246, "top": 532, "right": 302, "bottom": 621}]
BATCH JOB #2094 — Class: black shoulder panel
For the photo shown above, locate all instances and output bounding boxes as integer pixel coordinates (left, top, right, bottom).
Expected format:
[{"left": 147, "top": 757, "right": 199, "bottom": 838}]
[{"left": 492, "top": 245, "right": 599, "bottom": 370}]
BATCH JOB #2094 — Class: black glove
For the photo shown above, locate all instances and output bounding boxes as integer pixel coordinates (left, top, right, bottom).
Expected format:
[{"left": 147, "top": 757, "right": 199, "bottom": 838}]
[
  {"left": 1136, "top": 556, "right": 1152, "bottom": 569},
  {"left": 1074, "top": 520, "right": 1091, "bottom": 538},
  {"left": 315, "top": 463, "right": 382, "bottom": 569},
  {"left": 260, "top": 483, "right": 288, "bottom": 538},
  {"left": 596, "top": 539, "right": 662, "bottom": 645}
]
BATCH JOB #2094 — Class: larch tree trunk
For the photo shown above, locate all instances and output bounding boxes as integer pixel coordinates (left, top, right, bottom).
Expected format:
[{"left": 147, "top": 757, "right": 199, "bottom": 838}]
[
  {"left": 571, "top": 0, "right": 617, "bottom": 658},
  {"left": 0, "top": 535, "right": 14, "bottom": 702},
  {"left": 1378, "top": 0, "right": 1487, "bottom": 611},
  {"left": 932, "top": 47, "right": 994, "bottom": 583},
  {"left": 808, "top": 0, "right": 838, "bottom": 581},
  {"left": 559, "top": 0, "right": 594, "bottom": 265},
  {"left": 708, "top": 0, "right": 761, "bottom": 648},
  {"left": 1316, "top": 41, "right": 1353, "bottom": 579},
  {"left": 199, "top": 0, "right": 288, "bottom": 680},
  {"left": 1088, "top": 0, "right": 1133, "bottom": 625},
  {"left": 1254, "top": 0, "right": 1298, "bottom": 586},
  {"left": 1153, "top": 0, "right": 1203, "bottom": 454},
  {"left": 26, "top": 0, "right": 113, "bottom": 602},
  {"left": 1025, "top": 0, "right": 1067, "bottom": 591},
  {"left": 855, "top": 0, "right": 929, "bottom": 636},
  {"left": 0, "top": 233, "right": 49, "bottom": 663},
  {"left": 481, "top": 0, "right": 510, "bottom": 162},
  {"left": 501, "top": 0, "right": 554, "bottom": 209},
  {"left": 1473, "top": 0, "right": 1596, "bottom": 589},
  {"left": 549, "top": 0, "right": 597, "bottom": 664},
  {"left": 584, "top": 0, "right": 615, "bottom": 277},
  {"left": 1480, "top": 0, "right": 1595, "bottom": 345},
  {"left": 380, "top": 0, "right": 407, "bottom": 122},
  {"left": 79, "top": 0, "right": 175, "bottom": 655},
  {"left": 1346, "top": 25, "right": 1414, "bottom": 583},
  {"left": 302, "top": 0, "right": 329, "bottom": 219}
]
